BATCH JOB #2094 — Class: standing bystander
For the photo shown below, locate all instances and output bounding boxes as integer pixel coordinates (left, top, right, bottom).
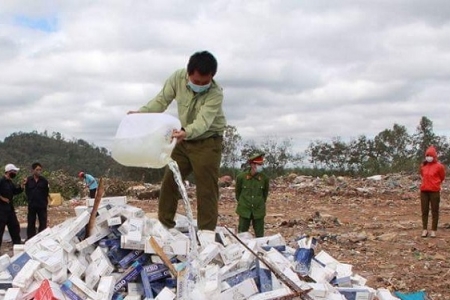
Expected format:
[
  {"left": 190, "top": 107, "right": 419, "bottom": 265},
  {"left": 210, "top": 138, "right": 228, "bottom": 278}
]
[
  {"left": 420, "top": 146, "right": 445, "bottom": 238},
  {"left": 78, "top": 172, "right": 98, "bottom": 198},
  {"left": 25, "top": 162, "right": 50, "bottom": 239},
  {"left": 0, "top": 164, "right": 24, "bottom": 251},
  {"left": 235, "top": 153, "right": 270, "bottom": 237}
]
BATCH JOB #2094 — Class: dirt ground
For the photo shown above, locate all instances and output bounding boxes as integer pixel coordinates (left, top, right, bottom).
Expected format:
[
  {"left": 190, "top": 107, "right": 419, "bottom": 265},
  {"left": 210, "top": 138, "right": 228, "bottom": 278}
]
[{"left": 4, "top": 182, "right": 450, "bottom": 299}]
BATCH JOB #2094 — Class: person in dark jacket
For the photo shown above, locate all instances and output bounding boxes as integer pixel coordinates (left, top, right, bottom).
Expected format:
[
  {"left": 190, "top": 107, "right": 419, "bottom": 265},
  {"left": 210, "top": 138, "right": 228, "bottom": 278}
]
[
  {"left": 0, "top": 164, "right": 24, "bottom": 251},
  {"left": 235, "top": 153, "right": 270, "bottom": 237},
  {"left": 25, "top": 162, "right": 50, "bottom": 239},
  {"left": 419, "top": 146, "right": 446, "bottom": 238}
]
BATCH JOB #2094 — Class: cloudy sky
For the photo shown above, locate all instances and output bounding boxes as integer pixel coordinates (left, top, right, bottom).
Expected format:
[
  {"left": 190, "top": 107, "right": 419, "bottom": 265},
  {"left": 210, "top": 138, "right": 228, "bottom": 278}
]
[{"left": 1, "top": 0, "right": 450, "bottom": 154}]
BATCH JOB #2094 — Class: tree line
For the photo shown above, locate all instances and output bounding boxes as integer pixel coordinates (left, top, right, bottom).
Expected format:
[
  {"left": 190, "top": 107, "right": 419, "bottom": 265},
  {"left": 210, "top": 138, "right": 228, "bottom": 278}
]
[
  {"left": 221, "top": 116, "right": 449, "bottom": 177},
  {"left": 0, "top": 116, "right": 445, "bottom": 184}
]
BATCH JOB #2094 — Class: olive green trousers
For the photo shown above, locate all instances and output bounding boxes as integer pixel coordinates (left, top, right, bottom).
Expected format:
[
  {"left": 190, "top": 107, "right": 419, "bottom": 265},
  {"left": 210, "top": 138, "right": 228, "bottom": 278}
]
[
  {"left": 158, "top": 136, "right": 222, "bottom": 231},
  {"left": 238, "top": 215, "right": 265, "bottom": 237}
]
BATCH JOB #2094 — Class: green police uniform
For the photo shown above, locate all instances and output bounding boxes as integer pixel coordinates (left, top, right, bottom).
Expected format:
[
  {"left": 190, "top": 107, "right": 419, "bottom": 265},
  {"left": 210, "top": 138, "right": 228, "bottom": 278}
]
[{"left": 235, "top": 167, "right": 270, "bottom": 237}]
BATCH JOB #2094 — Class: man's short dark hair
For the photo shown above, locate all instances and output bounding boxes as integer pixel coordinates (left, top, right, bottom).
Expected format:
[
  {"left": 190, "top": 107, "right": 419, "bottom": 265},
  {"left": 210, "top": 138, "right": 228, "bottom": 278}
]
[
  {"left": 187, "top": 51, "right": 218, "bottom": 77},
  {"left": 32, "top": 162, "right": 42, "bottom": 170}
]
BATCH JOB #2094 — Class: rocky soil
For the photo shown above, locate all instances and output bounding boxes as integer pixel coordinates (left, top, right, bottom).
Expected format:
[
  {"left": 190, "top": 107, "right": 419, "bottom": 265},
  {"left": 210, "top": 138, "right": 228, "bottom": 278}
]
[{"left": 4, "top": 173, "right": 450, "bottom": 299}]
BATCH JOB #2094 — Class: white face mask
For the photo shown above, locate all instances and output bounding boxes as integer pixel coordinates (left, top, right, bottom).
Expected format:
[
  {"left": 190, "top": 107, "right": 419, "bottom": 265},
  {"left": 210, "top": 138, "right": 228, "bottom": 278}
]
[
  {"left": 255, "top": 165, "right": 264, "bottom": 173},
  {"left": 188, "top": 81, "right": 211, "bottom": 93},
  {"left": 425, "top": 156, "right": 434, "bottom": 163}
]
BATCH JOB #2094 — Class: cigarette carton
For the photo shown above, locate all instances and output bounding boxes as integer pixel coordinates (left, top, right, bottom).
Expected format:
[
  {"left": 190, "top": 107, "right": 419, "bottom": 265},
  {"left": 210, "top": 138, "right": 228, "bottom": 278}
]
[
  {"left": 86, "top": 196, "right": 127, "bottom": 207},
  {"left": 144, "top": 237, "right": 190, "bottom": 256},
  {"left": 140, "top": 270, "right": 154, "bottom": 299},
  {"left": 224, "top": 267, "right": 258, "bottom": 287},
  {"left": 220, "top": 278, "right": 259, "bottom": 300},
  {"left": 13, "top": 244, "right": 25, "bottom": 256},
  {"left": 121, "top": 235, "right": 146, "bottom": 251},
  {"left": 4, "top": 288, "right": 22, "bottom": 300},
  {"left": 198, "top": 243, "right": 220, "bottom": 267},
  {"left": 247, "top": 287, "right": 293, "bottom": 300},
  {"left": 108, "top": 217, "right": 122, "bottom": 227},
  {"left": 155, "top": 287, "right": 176, "bottom": 300},
  {"left": 67, "top": 259, "right": 86, "bottom": 278},
  {"left": 127, "top": 218, "right": 144, "bottom": 242},
  {"left": 119, "top": 250, "right": 144, "bottom": 268},
  {"left": 336, "top": 287, "right": 374, "bottom": 300},
  {"left": 113, "top": 261, "right": 143, "bottom": 293},
  {"left": 60, "top": 279, "right": 88, "bottom": 300},
  {"left": 69, "top": 276, "right": 99, "bottom": 300},
  {"left": 12, "top": 259, "right": 41, "bottom": 290},
  {"left": 91, "top": 247, "right": 114, "bottom": 276},
  {"left": 127, "top": 282, "right": 144, "bottom": 295},
  {"left": 97, "top": 276, "right": 115, "bottom": 300},
  {"left": 7, "top": 252, "right": 31, "bottom": 278},
  {"left": 0, "top": 254, "right": 11, "bottom": 272}
]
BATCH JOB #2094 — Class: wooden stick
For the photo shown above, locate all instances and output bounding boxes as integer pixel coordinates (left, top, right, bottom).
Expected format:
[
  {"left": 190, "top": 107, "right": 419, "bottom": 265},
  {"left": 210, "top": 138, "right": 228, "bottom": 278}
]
[
  {"left": 149, "top": 236, "right": 178, "bottom": 278},
  {"left": 85, "top": 177, "right": 104, "bottom": 238}
]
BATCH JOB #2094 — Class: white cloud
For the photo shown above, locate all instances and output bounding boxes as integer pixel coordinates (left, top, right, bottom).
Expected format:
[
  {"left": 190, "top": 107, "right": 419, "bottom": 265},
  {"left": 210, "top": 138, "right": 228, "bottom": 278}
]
[{"left": 0, "top": 0, "right": 449, "bottom": 156}]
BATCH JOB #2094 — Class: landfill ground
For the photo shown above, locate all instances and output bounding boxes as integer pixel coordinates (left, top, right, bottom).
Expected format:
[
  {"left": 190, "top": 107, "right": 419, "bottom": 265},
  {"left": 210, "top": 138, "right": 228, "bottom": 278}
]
[{"left": 4, "top": 174, "right": 450, "bottom": 299}]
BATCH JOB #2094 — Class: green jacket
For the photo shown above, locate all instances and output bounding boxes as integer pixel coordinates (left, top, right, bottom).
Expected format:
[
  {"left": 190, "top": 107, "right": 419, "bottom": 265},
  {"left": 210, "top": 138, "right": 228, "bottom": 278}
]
[
  {"left": 139, "top": 69, "right": 227, "bottom": 140},
  {"left": 235, "top": 170, "right": 270, "bottom": 219}
]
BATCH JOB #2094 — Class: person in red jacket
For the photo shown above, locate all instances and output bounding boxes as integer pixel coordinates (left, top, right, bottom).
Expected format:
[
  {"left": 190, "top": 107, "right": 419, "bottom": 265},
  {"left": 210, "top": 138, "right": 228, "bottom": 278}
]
[{"left": 420, "top": 146, "right": 446, "bottom": 238}]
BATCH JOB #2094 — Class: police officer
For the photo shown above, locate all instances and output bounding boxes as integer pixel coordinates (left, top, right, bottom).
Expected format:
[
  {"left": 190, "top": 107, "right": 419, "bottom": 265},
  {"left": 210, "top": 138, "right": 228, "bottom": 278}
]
[{"left": 235, "top": 153, "right": 270, "bottom": 237}]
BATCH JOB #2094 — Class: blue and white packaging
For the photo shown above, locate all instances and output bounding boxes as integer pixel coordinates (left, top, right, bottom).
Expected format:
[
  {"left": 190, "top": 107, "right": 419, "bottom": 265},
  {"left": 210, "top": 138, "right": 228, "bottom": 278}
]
[
  {"left": 293, "top": 236, "right": 317, "bottom": 276},
  {"left": 114, "top": 261, "right": 143, "bottom": 293},
  {"left": 119, "top": 250, "right": 144, "bottom": 268},
  {"left": 140, "top": 269, "right": 154, "bottom": 299},
  {"left": 7, "top": 252, "right": 31, "bottom": 278},
  {"left": 220, "top": 278, "right": 259, "bottom": 300},
  {"left": 337, "top": 287, "right": 374, "bottom": 300}
]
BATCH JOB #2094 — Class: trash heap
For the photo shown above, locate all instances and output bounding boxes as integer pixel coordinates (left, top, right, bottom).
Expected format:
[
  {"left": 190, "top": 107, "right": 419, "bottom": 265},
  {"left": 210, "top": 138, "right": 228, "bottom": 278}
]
[{"left": 0, "top": 196, "right": 400, "bottom": 300}]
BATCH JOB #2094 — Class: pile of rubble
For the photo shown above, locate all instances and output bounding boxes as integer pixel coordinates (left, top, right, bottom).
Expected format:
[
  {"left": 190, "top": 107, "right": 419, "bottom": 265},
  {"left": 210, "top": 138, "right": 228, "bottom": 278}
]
[{"left": 0, "top": 196, "right": 405, "bottom": 300}]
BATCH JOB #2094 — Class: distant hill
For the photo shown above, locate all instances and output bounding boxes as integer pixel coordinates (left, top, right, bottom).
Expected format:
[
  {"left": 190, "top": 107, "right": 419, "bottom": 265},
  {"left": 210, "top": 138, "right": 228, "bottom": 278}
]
[{"left": 0, "top": 131, "right": 165, "bottom": 182}]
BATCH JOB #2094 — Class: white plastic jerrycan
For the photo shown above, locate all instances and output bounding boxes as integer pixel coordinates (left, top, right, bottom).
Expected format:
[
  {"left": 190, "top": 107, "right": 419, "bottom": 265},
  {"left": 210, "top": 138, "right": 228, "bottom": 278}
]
[{"left": 111, "top": 113, "right": 181, "bottom": 169}]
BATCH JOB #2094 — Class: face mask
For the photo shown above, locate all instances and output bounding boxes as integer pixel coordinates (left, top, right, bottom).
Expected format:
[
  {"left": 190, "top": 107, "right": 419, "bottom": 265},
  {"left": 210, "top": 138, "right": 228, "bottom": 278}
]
[
  {"left": 425, "top": 156, "right": 434, "bottom": 163},
  {"left": 255, "top": 165, "right": 264, "bottom": 173},
  {"left": 188, "top": 81, "right": 211, "bottom": 93},
  {"left": 9, "top": 173, "right": 17, "bottom": 179}
]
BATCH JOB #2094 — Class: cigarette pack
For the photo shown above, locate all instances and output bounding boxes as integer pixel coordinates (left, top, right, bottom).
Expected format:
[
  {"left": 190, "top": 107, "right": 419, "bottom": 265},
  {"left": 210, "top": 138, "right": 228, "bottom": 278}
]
[
  {"left": 97, "top": 276, "right": 115, "bottom": 300},
  {"left": 99, "top": 238, "right": 121, "bottom": 248},
  {"left": 336, "top": 287, "right": 374, "bottom": 300},
  {"left": 121, "top": 235, "right": 146, "bottom": 251},
  {"left": 91, "top": 247, "right": 114, "bottom": 276},
  {"left": 108, "top": 217, "right": 122, "bottom": 227},
  {"left": 60, "top": 279, "right": 88, "bottom": 300},
  {"left": 0, "top": 254, "right": 11, "bottom": 272},
  {"left": 220, "top": 278, "right": 259, "bottom": 300},
  {"left": 113, "top": 261, "right": 143, "bottom": 293},
  {"left": 4, "top": 288, "right": 22, "bottom": 300},
  {"left": 127, "top": 218, "right": 144, "bottom": 242},
  {"left": 127, "top": 282, "right": 143, "bottom": 295},
  {"left": 12, "top": 259, "right": 41, "bottom": 289},
  {"left": 7, "top": 252, "right": 31, "bottom": 278},
  {"left": 118, "top": 250, "right": 143, "bottom": 268},
  {"left": 198, "top": 243, "right": 220, "bottom": 267},
  {"left": 224, "top": 267, "right": 258, "bottom": 287},
  {"left": 155, "top": 287, "right": 176, "bottom": 300},
  {"left": 247, "top": 287, "right": 293, "bottom": 300},
  {"left": 86, "top": 196, "right": 127, "bottom": 207},
  {"left": 69, "top": 276, "right": 99, "bottom": 299},
  {"left": 256, "top": 259, "right": 275, "bottom": 293},
  {"left": 140, "top": 269, "right": 154, "bottom": 299}
]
